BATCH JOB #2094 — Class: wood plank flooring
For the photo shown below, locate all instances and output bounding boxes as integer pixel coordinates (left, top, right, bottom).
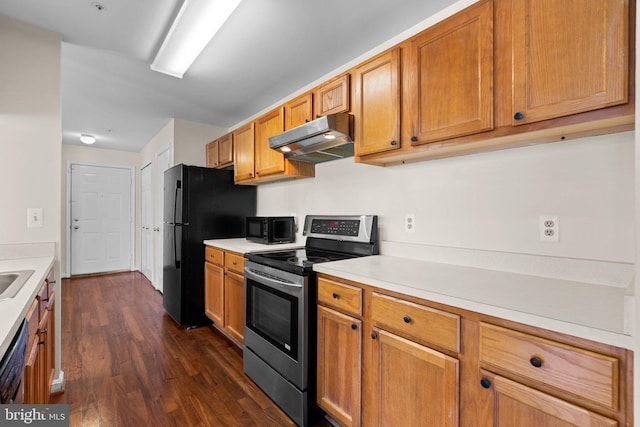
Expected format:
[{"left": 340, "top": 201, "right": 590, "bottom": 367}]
[{"left": 50, "top": 272, "right": 331, "bottom": 427}]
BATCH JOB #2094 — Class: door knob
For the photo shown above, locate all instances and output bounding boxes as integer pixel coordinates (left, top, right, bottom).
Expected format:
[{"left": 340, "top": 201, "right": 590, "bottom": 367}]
[
  {"left": 73, "top": 226, "right": 79, "bottom": 230},
  {"left": 74, "top": 218, "right": 79, "bottom": 222}
]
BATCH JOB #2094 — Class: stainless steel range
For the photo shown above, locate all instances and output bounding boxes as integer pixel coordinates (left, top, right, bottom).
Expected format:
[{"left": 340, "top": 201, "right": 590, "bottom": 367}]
[{"left": 243, "top": 215, "right": 378, "bottom": 426}]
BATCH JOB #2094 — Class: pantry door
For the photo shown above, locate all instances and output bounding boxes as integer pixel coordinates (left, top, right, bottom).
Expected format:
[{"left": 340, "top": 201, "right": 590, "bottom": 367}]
[{"left": 70, "top": 164, "right": 133, "bottom": 275}]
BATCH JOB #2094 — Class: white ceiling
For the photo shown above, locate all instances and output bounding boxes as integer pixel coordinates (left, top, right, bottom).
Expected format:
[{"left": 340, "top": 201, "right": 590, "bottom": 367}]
[{"left": 0, "top": 0, "right": 458, "bottom": 152}]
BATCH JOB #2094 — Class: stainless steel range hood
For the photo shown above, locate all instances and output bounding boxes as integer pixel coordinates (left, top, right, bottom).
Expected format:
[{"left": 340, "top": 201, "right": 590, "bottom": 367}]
[{"left": 268, "top": 113, "right": 354, "bottom": 163}]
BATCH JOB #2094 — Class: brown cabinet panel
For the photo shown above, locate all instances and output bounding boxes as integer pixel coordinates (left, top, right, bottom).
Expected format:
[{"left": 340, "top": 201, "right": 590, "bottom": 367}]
[
  {"left": 511, "top": 0, "right": 628, "bottom": 125},
  {"left": 480, "top": 372, "right": 617, "bottom": 427},
  {"left": 285, "top": 92, "right": 313, "bottom": 130},
  {"left": 315, "top": 74, "right": 350, "bottom": 117},
  {"left": 369, "top": 328, "right": 459, "bottom": 427},
  {"left": 218, "top": 133, "right": 234, "bottom": 166},
  {"left": 479, "top": 322, "right": 619, "bottom": 410},
  {"left": 233, "top": 122, "right": 256, "bottom": 182},
  {"left": 352, "top": 48, "right": 401, "bottom": 156},
  {"left": 205, "top": 246, "right": 224, "bottom": 266},
  {"left": 317, "top": 305, "right": 362, "bottom": 427},
  {"left": 255, "top": 107, "right": 285, "bottom": 177},
  {"left": 204, "top": 261, "right": 224, "bottom": 325},
  {"left": 404, "top": 0, "right": 493, "bottom": 145},
  {"left": 205, "top": 140, "right": 219, "bottom": 168},
  {"left": 224, "top": 252, "right": 245, "bottom": 274},
  {"left": 318, "top": 277, "right": 362, "bottom": 316},
  {"left": 224, "top": 270, "right": 245, "bottom": 343}
]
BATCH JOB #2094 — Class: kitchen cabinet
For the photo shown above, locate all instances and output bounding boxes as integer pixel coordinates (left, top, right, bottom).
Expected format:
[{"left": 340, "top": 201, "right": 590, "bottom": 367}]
[
  {"left": 285, "top": 92, "right": 314, "bottom": 130},
  {"left": 233, "top": 109, "right": 315, "bottom": 185},
  {"left": 402, "top": 0, "right": 493, "bottom": 146},
  {"left": 314, "top": 73, "right": 350, "bottom": 117},
  {"left": 205, "top": 133, "right": 233, "bottom": 169},
  {"left": 204, "top": 245, "right": 246, "bottom": 346},
  {"left": 511, "top": 0, "right": 628, "bottom": 126},
  {"left": 24, "top": 267, "right": 55, "bottom": 404},
  {"left": 316, "top": 273, "right": 632, "bottom": 426},
  {"left": 317, "top": 278, "right": 363, "bottom": 427},
  {"left": 233, "top": 122, "right": 256, "bottom": 182},
  {"left": 352, "top": 48, "right": 401, "bottom": 156}
]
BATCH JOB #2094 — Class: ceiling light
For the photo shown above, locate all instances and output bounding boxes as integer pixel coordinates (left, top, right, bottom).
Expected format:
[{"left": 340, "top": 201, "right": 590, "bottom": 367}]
[
  {"left": 80, "top": 134, "right": 96, "bottom": 145},
  {"left": 151, "top": 0, "right": 243, "bottom": 78}
]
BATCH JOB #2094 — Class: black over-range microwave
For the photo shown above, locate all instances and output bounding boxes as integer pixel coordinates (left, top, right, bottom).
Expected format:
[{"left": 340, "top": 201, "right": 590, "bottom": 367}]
[{"left": 245, "top": 216, "right": 295, "bottom": 244}]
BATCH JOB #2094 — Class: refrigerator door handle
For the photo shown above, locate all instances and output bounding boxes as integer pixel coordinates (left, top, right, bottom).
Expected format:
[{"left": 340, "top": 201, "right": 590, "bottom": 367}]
[{"left": 174, "top": 225, "right": 181, "bottom": 269}]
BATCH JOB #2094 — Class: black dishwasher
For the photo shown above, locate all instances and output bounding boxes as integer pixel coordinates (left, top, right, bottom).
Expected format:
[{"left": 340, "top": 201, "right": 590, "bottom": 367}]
[{"left": 0, "top": 319, "right": 28, "bottom": 404}]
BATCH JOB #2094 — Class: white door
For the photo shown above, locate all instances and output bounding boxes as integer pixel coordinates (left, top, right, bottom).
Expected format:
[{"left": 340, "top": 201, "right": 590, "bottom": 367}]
[
  {"left": 141, "top": 163, "right": 153, "bottom": 281},
  {"left": 154, "top": 147, "right": 171, "bottom": 292},
  {"left": 70, "top": 164, "right": 132, "bottom": 275}
]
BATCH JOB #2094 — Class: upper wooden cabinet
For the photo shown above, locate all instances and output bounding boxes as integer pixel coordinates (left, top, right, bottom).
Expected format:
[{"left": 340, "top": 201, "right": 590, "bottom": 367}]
[
  {"left": 314, "top": 73, "right": 350, "bottom": 117},
  {"left": 403, "top": 0, "right": 494, "bottom": 146},
  {"left": 233, "top": 122, "right": 256, "bottom": 182},
  {"left": 511, "top": 0, "right": 629, "bottom": 125},
  {"left": 206, "top": 133, "right": 234, "bottom": 169},
  {"left": 352, "top": 47, "right": 402, "bottom": 156},
  {"left": 285, "top": 92, "right": 314, "bottom": 130},
  {"left": 255, "top": 107, "right": 286, "bottom": 177}
]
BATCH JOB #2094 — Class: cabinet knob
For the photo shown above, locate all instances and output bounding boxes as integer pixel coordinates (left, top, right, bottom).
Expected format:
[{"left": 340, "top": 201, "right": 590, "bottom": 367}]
[
  {"left": 370, "top": 332, "right": 377, "bottom": 340},
  {"left": 390, "top": 140, "right": 397, "bottom": 146},
  {"left": 332, "top": 293, "right": 339, "bottom": 299},
  {"left": 351, "top": 324, "right": 357, "bottom": 330},
  {"left": 403, "top": 315, "right": 411, "bottom": 324},
  {"left": 411, "top": 136, "right": 418, "bottom": 142},
  {"left": 316, "top": 114, "right": 321, "bottom": 119},
  {"left": 514, "top": 111, "right": 524, "bottom": 120},
  {"left": 480, "top": 378, "right": 491, "bottom": 389},
  {"left": 530, "top": 356, "right": 543, "bottom": 368}
]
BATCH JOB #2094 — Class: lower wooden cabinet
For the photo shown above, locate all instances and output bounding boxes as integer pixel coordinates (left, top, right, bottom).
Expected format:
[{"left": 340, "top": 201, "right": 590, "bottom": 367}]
[
  {"left": 204, "top": 245, "right": 246, "bottom": 346},
  {"left": 316, "top": 273, "right": 632, "bottom": 427},
  {"left": 24, "top": 267, "right": 55, "bottom": 404}
]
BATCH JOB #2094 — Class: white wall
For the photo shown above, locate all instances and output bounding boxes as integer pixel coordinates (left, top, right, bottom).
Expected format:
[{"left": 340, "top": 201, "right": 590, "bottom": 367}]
[
  {"left": 174, "top": 118, "right": 226, "bottom": 167},
  {"left": 258, "top": 132, "right": 634, "bottom": 264}
]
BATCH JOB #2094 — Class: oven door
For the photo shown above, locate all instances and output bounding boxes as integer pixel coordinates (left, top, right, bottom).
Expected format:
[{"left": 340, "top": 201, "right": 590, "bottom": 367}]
[{"left": 244, "top": 261, "right": 308, "bottom": 390}]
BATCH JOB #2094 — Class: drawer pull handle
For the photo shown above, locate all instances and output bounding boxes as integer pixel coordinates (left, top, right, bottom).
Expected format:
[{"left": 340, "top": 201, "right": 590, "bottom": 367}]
[
  {"left": 403, "top": 315, "right": 411, "bottom": 324},
  {"left": 332, "top": 293, "right": 339, "bottom": 299},
  {"left": 351, "top": 324, "right": 357, "bottom": 330},
  {"left": 480, "top": 378, "right": 491, "bottom": 389},
  {"left": 370, "top": 332, "right": 377, "bottom": 340},
  {"left": 530, "top": 356, "right": 543, "bottom": 368}
]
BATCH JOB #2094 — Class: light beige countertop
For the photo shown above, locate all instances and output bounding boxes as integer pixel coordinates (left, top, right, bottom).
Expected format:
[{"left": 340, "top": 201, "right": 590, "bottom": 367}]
[
  {"left": 0, "top": 256, "right": 55, "bottom": 357},
  {"left": 313, "top": 255, "right": 634, "bottom": 349},
  {"left": 204, "top": 238, "right": 304, "bottom": 255}
]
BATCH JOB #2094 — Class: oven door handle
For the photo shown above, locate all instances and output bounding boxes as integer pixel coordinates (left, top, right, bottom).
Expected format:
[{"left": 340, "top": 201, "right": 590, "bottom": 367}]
[{"left": 245, "top": 267, "right": 303, "bottom": 289}]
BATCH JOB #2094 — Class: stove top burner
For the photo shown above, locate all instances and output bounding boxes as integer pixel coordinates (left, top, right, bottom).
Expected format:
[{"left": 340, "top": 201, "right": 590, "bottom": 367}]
[{"left": 247, "top": 247, "right": 359, "bottom": 275}]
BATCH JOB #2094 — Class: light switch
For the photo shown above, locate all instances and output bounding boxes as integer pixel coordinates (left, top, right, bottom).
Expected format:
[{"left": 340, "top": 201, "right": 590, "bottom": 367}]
[{"left": 27, "top": 208, "right": 44, "bottom": 228}]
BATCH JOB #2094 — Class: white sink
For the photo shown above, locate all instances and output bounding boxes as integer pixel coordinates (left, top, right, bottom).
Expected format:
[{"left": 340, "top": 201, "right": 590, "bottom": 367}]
[{"left": 0, "top": 270, "right": 34, "bottom": 301}]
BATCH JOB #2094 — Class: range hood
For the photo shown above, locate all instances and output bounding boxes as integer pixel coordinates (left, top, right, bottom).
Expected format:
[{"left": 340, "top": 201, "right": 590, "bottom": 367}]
[{"left": 268, "top": 113, "right": 354, "bottom": 164}]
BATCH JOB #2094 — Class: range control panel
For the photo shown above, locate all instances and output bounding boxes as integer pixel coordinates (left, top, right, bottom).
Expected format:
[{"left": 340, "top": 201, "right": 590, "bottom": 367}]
[{"left": 310, "top": 219, "right": 360, "bottom": 236}]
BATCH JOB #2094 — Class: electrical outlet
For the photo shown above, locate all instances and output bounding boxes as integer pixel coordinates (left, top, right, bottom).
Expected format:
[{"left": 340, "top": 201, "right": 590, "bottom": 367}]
[
  {"left": 539, "top": 215, "right": 559, "bottom": 242},
  {"left": 405, "top": 214, "right": 415, "bottom": 233}
]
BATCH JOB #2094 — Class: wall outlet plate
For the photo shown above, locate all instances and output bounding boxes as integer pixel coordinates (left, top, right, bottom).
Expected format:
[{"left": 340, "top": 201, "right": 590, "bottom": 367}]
[
  {"left": 539, "top": 215, "right": 559, "bottom": 242},
  {"left": 405, "top": 214, "right": 415, "bottom": 233}
]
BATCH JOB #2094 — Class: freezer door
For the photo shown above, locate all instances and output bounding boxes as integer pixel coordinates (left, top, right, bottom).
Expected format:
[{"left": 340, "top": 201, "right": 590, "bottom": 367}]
[{"left": 162, "top": 223, "right": 182, "bottom": 323}]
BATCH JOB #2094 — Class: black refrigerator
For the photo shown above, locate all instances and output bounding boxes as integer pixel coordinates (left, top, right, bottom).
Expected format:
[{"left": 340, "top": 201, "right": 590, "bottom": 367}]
[{"left": 163, "top": 164, "right": 256, "bottom": 328}]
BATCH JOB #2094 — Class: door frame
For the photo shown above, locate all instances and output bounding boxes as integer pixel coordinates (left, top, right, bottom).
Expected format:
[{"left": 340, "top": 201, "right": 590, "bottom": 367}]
[
  {"left": 65, "top": 161, "right": 136, "bottom": 277},
  {"left": 140, "top": 161, "right": 153, "bottom": 282},
  {"left": 154, "top": 145, "right": 172, "bottom": 292}
]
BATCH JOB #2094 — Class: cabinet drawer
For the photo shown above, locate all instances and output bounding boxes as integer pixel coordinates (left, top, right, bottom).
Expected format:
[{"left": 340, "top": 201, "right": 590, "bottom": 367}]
[
  {"left": 317, "top": 277, "right": 362, "bottom": 317},
  {"left": 479, "top": 323, "right": 619, "bottom": 410},
  {"left": 205, "top": 246, "right": 224, "bottom": 266},
  {"left": 224, "top": 252, "right": 245, "bottom": 274},
  {"left": 371, "top": 293, "right": 459, "bottom": 353}
]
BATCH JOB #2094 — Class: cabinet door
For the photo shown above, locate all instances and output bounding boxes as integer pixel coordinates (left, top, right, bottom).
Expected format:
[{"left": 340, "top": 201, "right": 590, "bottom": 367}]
[
  {"left": 45, "top": 292, "right": 55, "bottom": 395},
  {"left": 317, "top": 305, "right": 362, "bottom": 427},
  {"left": 255, "top": 107, "right": 285, "bottom": 178},
  {"left": 38, "top": 308, "right": 51, "bottom": 404},
  {"left": 352, "top": 48, "right": 401, "bottom": 156},
  {"left": 24, "top": 338, "right": 40, "bottom": 404},
  {"left": 285, "top": 93, "right": 313, "bottom": 130},
  {"left": 224, "top": 270, "right": 245, "bottom": 344},
  {"left": 479, "top": 372, "right": 617, "bottom": 427},
  {"left": 205, "top": 140, "right": 219, "bottom": 168},
  {"left": 204, "top": 262, "right": 224, "bottom": 325},
  {"left": 404, "top": 0, "right": 493, "bottom": 145},
  {"left": 218, "top": 133, "right": 234, "bottom": 167},
  {"left": 315, "top": 74, "right": 350, "bottom": 117},
  {"left": 512, "top": 0, "right": 628, "bottom": 125},
  {"left": 369, "top": 328, "right": 458, "bottom": 427},
  {"left": 233, "top": 122, "right": 255, "bottom": 182}
]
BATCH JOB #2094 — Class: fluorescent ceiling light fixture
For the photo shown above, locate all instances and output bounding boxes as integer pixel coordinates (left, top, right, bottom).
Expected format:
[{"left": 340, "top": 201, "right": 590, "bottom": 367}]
[
  {"left": 80, "top": 134, "right": 96, "bottom": 144},
  {"left": 151, "top": 0, "right": 242, "bottom": 78}
]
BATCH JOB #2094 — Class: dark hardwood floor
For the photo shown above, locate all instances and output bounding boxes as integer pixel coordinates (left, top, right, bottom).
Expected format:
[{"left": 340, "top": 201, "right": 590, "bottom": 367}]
[{"left": 51, "top": 272, "right": 331, "bottom": 427}]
